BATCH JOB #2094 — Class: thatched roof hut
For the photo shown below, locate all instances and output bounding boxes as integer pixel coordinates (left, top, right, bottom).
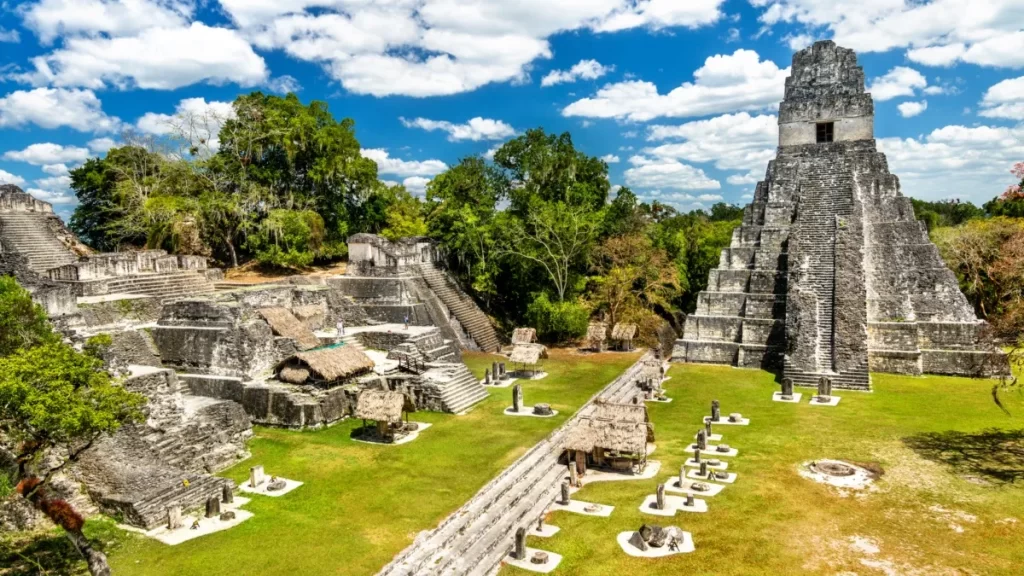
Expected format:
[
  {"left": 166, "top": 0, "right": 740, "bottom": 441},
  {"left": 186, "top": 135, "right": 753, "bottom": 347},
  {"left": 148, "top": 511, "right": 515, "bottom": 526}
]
[
  {"left": 511, "top": 327, "right": 537, "bottom": 345},
  {"left": 611, "top": 323, "right": 638, "bottom": 341},
  {"left": 277, "top": 345, "right": 375, "bottom": 386},
  {"left": 258, "top": 307, "right": 321, "bottom": 350},
  {"left": 564, "top": 417, "right": 648, "bottom": 455},
  {"left": 354, "top": 389, "right": 406, "bottom": 424},
  {"left": 510, "top": 343, "right": 548, "bottom": 366},
  {"left": 584, "top": 322, "right": 608, "bottom": 351}
]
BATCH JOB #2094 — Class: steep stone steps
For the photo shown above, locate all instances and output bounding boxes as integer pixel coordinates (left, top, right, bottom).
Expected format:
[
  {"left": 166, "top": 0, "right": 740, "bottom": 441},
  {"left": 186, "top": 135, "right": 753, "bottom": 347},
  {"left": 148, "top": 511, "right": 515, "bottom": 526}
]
[
  {"left": 0, "top": 212, "right": 78, "bottom": 273},
  {"left": 121, "top": 474, "right": 232, "bottom": 530},
  {"left": 102, "top": 271, "right": 215, "bottom": 302},
  {"left": 417, "top": 263, "right": 502, "bottom": 353},
  {"left": 378, "top": 354, "right": 652, "bottom": 576},
  {"left": 435, "top": 364, "right": 489, "bottom": 413}
]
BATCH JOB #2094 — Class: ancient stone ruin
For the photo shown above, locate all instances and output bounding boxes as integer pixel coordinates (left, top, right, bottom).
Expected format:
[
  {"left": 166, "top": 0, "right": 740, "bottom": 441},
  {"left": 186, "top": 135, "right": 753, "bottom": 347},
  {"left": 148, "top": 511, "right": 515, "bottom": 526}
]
[
  {"left": 0, "top": 198, "right": 500, "bottom": 532},
  {"left": 674, "top": 41, "right": 1006, "bottom": 388}
]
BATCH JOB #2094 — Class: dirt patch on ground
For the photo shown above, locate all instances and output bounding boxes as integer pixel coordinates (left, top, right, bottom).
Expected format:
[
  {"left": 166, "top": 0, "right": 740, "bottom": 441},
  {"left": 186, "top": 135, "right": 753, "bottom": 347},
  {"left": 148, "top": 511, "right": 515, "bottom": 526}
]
[
  {"left": 803, "top": 532, "right": 964, "bottom": 576},
  {"left": 222, "top": 261, "right": 348, "bottom": 284}
]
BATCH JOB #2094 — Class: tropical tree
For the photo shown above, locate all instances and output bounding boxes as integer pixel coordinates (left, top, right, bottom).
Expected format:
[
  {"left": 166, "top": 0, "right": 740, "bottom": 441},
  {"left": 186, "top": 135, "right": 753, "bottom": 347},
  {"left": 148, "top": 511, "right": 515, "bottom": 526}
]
[
  {"left": 0, "top": 277, "right": 145, "bottom": 576},
  {"left": 588, "top": 233, "right": 681, "bottom": 327}
]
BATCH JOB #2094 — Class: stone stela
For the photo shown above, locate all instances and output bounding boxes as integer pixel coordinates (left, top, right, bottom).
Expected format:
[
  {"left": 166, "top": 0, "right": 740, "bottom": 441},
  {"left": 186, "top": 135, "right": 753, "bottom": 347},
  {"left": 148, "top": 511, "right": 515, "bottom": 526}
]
[{"left": 673, "top": 41, "right": 1006, "bottom": 388}]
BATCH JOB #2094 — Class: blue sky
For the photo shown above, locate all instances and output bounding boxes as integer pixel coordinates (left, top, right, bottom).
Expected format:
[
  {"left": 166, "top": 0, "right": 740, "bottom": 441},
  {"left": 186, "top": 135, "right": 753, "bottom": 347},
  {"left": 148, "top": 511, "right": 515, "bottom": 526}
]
[{"left": 1, "top": 0, "right": 1023, "bottom": 220}]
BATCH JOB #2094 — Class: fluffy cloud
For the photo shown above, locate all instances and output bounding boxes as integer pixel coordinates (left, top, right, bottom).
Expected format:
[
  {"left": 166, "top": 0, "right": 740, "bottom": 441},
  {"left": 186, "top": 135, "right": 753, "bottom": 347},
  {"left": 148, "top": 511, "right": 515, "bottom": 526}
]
[
  {"left": 878, "top": 124, "right": 1024, "bottom": 203},
  {"left": 402, "top": 176, "right": 431, "bottom": 196},
  {"left": 361, "top": 149, "right": 448, "bottom": 177},
  {"left": 868, "top": 67, "right": 928, "bottom": 102},
  {"left": 36, "top": 175, "right": 72, "bottom": 191},
  {"left": 562, "top": 49, "right": 789, "bottom": 122},
  {"left": 541, "top": 59, "right": 614, "bottom": 87},
  {"left": 0, "top": 88, "right": 121, "bottom": 132},
  {"left": 18, "top": 23, "right": 268, "bottom": 90},
  {"left": 897, "top": 100, "right": 928, "bottom": 118},
  {"left": 0, "top": 170, "right": 26, "bottom": 186},
  {"left": 751, "top": 0, "right": 1024, "bottom": 68},
  {"left": 601, "top": 154, "right": 621, "bottom": 163},
  {"left": 624, "top": 155, "right": 720, "bottom": 191},
  {"left": 3, "top": 143, "right": 91, "bottom": 165},
  {"left": 979, "top": 76, "right": 1024, "bottom": 120},
  {"left": 87, "top": 137, "right": 118, "bottom": 154},
  {"left": 42, "top": 164, "right": 69, "bottom": 175},
  {"left": 223, "top": 0, "right": 725, "bottom": 98},
  {"left": 26, "top": 188, "right": 76, "bottom": 205},
  {"left": 20, "top": 0, "right": 194, "bottom": 44},
  {"left": 136, "top": 98, "right": 235, "bottom": 152},
  {"left": 400, "top": 116, "right": 516, "bottom": 141},
  {"left": 593, "top": 0, "right": 726, "bottom": 32},
  {"left": 645, "top": 112, "right": 777, "bottom": 172}
]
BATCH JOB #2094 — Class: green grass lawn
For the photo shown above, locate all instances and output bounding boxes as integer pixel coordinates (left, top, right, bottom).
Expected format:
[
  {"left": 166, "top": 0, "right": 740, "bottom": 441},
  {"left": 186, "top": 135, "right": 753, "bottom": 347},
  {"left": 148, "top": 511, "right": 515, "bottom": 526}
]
[
  {"left": 98, "top": 350, "right": 641, "bottom": 576},
  {"left": 500, "top": 364, "right": 1024, "bottom": 576}
]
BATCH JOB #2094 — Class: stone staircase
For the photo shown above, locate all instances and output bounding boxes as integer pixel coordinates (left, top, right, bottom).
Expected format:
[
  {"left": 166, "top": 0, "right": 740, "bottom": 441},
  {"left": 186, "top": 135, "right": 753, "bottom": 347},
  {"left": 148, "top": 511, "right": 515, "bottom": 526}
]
[
  {"left": 102, "top": 270, "right": 216, "bottom": 302},
  {"left": 120, "top": 474, "right": 233, "bottom": 530},
  {"left": 378, "top": 354, "right": 652, "bottom": 576},
  {"left": 0, "top": 212, "right": 78, "bottom": 274},
  {"left": 417, "top": 263, "right": 502, "bottom": 353},
  {"left": 409, "top": 329, "right": 461, "bottom": 363},
  {"left": 424, "top": 363, "right": 489, "bottom": 414}
]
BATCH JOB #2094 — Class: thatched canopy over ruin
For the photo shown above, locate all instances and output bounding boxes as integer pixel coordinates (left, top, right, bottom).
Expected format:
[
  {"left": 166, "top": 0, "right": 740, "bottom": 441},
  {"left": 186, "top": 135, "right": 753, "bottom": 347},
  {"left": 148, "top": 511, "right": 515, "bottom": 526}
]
[
  {"left": 584, "top": 322, "right": 608, "bottom": 350},
  {"left": 258, "top": 307, "right": 321, "bottom": 350},
  {"left": 511, "top": 327, "right": 537, "bottom": 345},
  {"left": 510, "top": 343, "right": 548, "bottom": 365},
  {"left": 564, "top": 415, "right": 647, "bottom": 455},
  {"left": 277, "top": 345, "right": 374, "bottom": 385},
  {"left": 355, "top": 389, "right": 405, "bottom": 423},
  {"left": 611, "top": 323, "right": 638, "bottom": 341}
]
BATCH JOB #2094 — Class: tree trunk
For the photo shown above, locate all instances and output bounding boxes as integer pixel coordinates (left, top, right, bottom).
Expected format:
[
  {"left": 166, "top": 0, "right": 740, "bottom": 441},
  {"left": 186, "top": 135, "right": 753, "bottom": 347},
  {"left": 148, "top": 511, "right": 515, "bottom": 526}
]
[
  {"left": 226, "top": 237, "right": 238, "bottom": 268},
  {"left": 64, "top": 527, "right": 111, "bottom": 576}
]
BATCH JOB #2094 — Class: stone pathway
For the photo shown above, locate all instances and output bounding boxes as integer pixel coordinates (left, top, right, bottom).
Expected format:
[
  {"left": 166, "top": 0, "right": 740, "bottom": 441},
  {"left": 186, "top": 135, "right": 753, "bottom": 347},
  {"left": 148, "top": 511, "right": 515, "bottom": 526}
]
[{"left": 376, "top": 353, "right": 656, "bottom": 576}]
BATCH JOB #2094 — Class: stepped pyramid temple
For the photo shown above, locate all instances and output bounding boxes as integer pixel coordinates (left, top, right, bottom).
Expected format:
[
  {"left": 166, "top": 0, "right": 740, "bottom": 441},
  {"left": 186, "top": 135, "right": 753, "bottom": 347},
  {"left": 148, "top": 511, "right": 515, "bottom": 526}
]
[
  {"left": 673, "top": 41, "right": 1005, "bottom": 389},
  {"left": 0, "top": 184, "right": 498, "bottom": 530}
]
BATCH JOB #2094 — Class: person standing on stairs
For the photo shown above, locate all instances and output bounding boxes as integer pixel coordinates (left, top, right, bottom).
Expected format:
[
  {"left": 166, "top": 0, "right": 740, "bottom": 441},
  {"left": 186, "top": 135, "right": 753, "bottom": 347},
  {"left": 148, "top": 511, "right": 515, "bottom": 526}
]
[
  {"left": 336, "top": 318, "right": 345, "bottom": 337},
  {"left": 404, "top": 313, "right": 409, "bottom": 330}
]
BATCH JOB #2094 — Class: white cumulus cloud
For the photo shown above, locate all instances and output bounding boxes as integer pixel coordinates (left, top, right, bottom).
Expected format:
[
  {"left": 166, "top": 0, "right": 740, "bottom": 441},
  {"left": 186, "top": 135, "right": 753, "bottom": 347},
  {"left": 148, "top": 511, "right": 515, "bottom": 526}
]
[
  {"left": 878, "top": 123, "right": 1024, "bottom": 203},
  {"left": 20, "top": 0, "right": 195, "bottom": 44},
  {"left": 400, "top": 117, "right": 516, "bottom": 142},
  {"left": 601, "top": 154, "right": 621, "bottom": 164},
  {"left": 624, "top": 155, "right": 720, "bottom": 191},
  {"left": 361, "top": 148, "right": 448, "bottom": 178},
  {"left": 3, "top": 143, "right": 91, "bottom": 165},
  {"left": 562, "top": 49, "right": 789, "bottom": 122},
  {"left": 979, "top": 76, "right": 1024, "bottom": 120},
  {"left": 897, "top": 100, "right": 928, "bottom": 118},
  {"left": 87, "top": 137, "right": 118, "bottom": 154},
  {"left": 541, "top": 59, "right": 614, "bottom": 87},
  {"left": 868, "top": 67, "right": 928, "bottom": 102},
  {"left": 751, "top": 0, "right": 1024, "bottom": 69},
  {"left": 18, "top": 23, "right": 269, "bottom": 90},
  {"left": 0, "top": 88, "right": 121, "bottom": 132},
  {"left": 0, "top": 170, "right": 26, "bottom": 186},
  {"left": 402, "top": 176, "right": 431, "bottom": 197}
]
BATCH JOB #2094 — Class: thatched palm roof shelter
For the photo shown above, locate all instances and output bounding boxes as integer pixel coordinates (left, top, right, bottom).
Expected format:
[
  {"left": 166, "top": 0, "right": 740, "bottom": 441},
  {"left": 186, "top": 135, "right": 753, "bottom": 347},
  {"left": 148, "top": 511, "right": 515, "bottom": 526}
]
[
  {"left": 583, "top": 322, "right": 608, "bottom": 352},
  {"left": 511, "top": 327, "right": 537, "bottom": 345},
  {"left": 563, "top": 401, "right": 651, "bottom": 473},
  {"left": 276, "top": 345, "right": 375, "bottom": 386},
  {"left": 355, "top": 389, "right": 406, "bottom": 424},
  {"left": 258, "top": 307, "right": 321, "bottom": 350},
  {"left": 510, "top": 343, "right": 547, "bottom": 365}
]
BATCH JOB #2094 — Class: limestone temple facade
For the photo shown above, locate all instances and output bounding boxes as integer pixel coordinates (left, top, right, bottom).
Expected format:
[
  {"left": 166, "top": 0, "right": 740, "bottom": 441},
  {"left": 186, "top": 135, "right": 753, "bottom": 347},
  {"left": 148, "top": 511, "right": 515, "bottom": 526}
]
[{"left": 673, "top": 41, "right": 1005, "bottom": 389}]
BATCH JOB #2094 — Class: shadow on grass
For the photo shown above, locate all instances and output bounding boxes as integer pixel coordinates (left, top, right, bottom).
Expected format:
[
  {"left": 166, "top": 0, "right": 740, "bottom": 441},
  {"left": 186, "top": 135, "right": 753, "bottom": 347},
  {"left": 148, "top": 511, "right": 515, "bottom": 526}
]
[
  {"left": 0, "top": 529, "right": 87, "bottom": 576},
  {"left": 902, "top": 428, "right": 1024, "bottom": 485}
]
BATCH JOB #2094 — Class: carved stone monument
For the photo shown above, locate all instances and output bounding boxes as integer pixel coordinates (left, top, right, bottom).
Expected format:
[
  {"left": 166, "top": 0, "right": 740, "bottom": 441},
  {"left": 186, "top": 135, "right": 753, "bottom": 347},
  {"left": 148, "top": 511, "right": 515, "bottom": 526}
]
[
  {"left": 655, "top": 483, "right": 666, "bottom": 510},
  {"left": 512, "top": 384, "right": 523, "bottom": 413},
  {"left": 711, "top": 400, "right": 720, "bottom": 422},
  {"left": 696, "top": 429, "right": 707, "bottom": 450},
  {"left": 167, "top": 505, "right": 183, "bottom": 530},
  {"left": 560, "top": 481, "right": 571, "bottom": 505},
  {"left": 205, "top": 496, "right": 220, "bottom": 518},
  {"left": 249, "top": 465, "right": 265, "bottom": 488},
  {"left": 513, "top": 527, "right": 527, "bottom": 561},
  {"left": 781, "top": 377, "right": 794, "bottom": 399},
  {"left": 484, "top": 369, "right": 491, "bottom": 385},
  {"left": 222, "top": 484, "right": 233, "bottom": 504}
]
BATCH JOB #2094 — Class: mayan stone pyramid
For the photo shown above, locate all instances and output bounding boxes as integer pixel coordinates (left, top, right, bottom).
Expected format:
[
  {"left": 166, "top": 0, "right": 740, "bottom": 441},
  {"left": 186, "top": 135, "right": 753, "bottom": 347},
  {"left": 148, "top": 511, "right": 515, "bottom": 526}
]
[{"left": 673, "top": 41, "right": 1004, "bottom": 390}]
